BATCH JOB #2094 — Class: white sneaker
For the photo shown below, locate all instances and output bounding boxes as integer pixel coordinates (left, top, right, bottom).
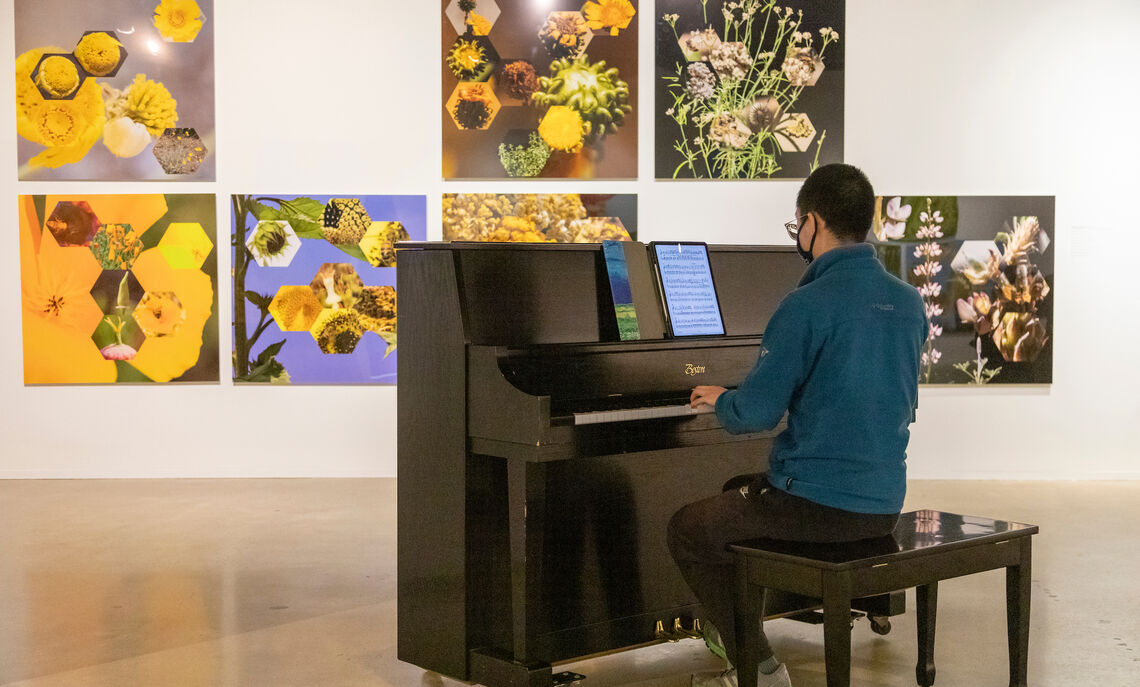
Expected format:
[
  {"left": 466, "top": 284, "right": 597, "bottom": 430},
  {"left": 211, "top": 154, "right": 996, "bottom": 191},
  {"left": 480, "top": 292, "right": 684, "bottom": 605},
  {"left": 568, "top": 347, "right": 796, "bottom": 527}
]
[
  {"left": 759, "top": 664, "right": 792, "bottom": 687},
  {"left": 691, "top": 668, "right": 737, "bottom": 687},
  {"left": 690, "top": 664, "right": 792, "bottom": 687}
]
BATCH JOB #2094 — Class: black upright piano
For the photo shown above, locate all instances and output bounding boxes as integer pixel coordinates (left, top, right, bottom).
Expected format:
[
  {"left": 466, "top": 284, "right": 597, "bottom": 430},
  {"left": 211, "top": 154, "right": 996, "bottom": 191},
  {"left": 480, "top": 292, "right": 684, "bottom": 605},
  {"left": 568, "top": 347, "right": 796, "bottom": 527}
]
[{"left": 396, "top": 242, "right": 891, "bottom": 686}]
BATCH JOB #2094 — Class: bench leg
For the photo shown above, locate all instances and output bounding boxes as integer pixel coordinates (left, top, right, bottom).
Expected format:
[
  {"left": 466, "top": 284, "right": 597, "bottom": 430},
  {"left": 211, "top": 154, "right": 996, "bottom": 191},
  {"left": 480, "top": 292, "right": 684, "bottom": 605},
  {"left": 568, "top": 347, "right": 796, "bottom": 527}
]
[
  {"left": 821, "top": 573, "right": 852, "bottom": 687},
  {"left": 734, "top": 560, "right": 762, "bottom": 687},
  {"left": 915, "top": 582, "right": 938, "bottom": 686},
  {"left": 1006, "top": 538, "right": 1032, "bottom": 687}
]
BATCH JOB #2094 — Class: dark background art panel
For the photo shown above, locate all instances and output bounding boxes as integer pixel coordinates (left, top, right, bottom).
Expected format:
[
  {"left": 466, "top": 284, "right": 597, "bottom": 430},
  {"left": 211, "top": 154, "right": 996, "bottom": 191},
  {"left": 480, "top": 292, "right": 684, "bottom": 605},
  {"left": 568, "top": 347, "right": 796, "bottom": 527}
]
[
  {"left": 655, "top": 0, "right": 844, "bottom": 179},
  {"left": 870, "top": 195, "right": 1055, "bottom": 385}
]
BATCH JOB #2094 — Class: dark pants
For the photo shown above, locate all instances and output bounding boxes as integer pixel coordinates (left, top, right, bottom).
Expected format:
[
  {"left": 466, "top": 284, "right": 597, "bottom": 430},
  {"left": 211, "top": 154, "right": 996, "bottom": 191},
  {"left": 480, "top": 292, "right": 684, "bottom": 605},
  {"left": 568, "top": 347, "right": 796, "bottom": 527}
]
[{"left": 666, "top": 474, "right": 898, "bottom": 667}]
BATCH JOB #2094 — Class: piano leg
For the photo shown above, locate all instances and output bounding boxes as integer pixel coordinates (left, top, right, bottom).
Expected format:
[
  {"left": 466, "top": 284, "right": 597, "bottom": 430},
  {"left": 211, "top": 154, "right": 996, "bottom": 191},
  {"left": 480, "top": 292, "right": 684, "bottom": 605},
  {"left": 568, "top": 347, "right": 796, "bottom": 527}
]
[
  {"left": 469, "top": 459, "right": 554, "bottom": 687},
  {"left": 508, "top": 459, "right": 552, "bottom": 673}
]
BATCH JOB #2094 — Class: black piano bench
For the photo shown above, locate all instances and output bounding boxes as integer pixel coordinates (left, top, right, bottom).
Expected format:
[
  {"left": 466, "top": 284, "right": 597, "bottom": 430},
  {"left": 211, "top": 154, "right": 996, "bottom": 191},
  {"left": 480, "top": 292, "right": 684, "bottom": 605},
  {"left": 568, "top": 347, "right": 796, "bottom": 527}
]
[{"left": 729, "top": 510, "right": 1038, "bottom": 687}]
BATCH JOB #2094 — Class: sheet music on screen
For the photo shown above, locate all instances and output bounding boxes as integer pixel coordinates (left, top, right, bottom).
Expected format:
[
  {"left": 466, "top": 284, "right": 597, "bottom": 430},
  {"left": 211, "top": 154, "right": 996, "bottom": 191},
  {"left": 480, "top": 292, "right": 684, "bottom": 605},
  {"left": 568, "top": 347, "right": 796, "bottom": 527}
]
[{"left": 654, "top": 243, "right": 725, "bottom": 336}]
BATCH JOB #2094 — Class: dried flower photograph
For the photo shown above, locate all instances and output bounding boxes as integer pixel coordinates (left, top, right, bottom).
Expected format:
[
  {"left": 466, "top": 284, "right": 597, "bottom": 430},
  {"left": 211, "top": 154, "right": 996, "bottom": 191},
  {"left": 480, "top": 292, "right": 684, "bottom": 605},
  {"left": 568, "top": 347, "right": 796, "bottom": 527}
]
[
  {"left": 19, "top": 194, "right": 219, "bottom": 384},
  {"left": 442, "top": 193, "right": 636, "bottom": 242},
  {"left": 15, "top": 0, "right": 215, "bottom": 180},
  {"left": 232, "top": 195, "right": 426, "bottom": 385},
  {"left": 870, "top": 196, "right": 1055, "bottom": 385},
  {"left": 655, "top": 0, "right": 843, "bottom": 179},
  {"left": 442, "top": 0, "right": 638, "bottom": 179}
]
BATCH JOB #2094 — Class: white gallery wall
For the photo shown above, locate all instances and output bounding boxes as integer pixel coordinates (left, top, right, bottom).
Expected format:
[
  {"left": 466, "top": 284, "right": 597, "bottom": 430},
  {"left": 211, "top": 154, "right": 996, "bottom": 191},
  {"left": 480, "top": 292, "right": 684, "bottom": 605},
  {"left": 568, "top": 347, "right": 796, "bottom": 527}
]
[{"left": 1, "top": 0, "right": 1138, "bottom": 478}]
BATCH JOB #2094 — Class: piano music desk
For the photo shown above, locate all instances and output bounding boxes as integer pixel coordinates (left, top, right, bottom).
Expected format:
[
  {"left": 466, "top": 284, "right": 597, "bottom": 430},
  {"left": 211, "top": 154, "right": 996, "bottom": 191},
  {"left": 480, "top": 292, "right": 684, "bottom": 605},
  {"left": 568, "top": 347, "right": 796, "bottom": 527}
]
[{"left": 730, "top": 510, "right": 1038, "bottom": 687}]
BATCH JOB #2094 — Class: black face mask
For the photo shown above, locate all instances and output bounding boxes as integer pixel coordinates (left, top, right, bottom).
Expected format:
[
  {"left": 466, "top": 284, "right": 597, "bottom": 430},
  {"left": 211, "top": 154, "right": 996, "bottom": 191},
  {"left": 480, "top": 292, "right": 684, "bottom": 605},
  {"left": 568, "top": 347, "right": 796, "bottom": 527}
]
[{"left": 795, "top": 216, "right": 818, "bottom": 264}]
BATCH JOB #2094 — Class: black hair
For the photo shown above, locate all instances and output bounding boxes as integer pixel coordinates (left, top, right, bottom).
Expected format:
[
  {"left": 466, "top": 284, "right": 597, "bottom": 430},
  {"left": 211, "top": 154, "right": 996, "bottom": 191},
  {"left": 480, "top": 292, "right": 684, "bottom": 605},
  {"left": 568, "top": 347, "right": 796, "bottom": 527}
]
[{"left": 795, "top": 163, "right": 875, "bottom": 242}]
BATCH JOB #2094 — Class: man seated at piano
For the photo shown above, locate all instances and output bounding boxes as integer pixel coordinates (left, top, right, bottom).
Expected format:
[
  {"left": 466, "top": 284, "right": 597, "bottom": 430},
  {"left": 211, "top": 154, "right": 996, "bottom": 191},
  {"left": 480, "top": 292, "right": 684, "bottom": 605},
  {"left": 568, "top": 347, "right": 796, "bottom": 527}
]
[{"left": 668, "top": 164, "right": 929, "bottom": 687}]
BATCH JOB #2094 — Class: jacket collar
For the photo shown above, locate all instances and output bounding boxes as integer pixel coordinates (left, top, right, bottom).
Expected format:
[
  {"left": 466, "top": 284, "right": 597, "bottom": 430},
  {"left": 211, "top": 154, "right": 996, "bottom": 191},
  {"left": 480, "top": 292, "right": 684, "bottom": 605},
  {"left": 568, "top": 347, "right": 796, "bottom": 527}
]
[{"left": 798, "top": 242, "right": 878, "bottom": 287}]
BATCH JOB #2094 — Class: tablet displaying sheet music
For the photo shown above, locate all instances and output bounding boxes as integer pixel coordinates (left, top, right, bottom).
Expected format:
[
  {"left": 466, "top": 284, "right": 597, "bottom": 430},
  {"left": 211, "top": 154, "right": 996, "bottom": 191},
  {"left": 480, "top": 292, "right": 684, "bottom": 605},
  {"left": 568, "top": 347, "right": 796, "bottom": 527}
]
[{"left": 650, "top": 242, "right": 726, "bottom": 337}]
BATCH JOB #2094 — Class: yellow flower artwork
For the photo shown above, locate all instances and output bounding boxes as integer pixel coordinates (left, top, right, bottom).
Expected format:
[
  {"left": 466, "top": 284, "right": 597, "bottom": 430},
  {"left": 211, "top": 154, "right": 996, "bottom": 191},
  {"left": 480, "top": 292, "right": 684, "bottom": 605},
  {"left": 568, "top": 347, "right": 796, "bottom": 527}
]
[
  {"left": 19, "top": 194, "right": 219, "bottom": 384},
  {"left": 15, "top": 0, "right": 215, "bottom": 180},
  {"left": 582, "top": 0, "right": 636, "bottom": 36},
  {"left": 154, "top": 0, "right": 205, "bottom": 43}
]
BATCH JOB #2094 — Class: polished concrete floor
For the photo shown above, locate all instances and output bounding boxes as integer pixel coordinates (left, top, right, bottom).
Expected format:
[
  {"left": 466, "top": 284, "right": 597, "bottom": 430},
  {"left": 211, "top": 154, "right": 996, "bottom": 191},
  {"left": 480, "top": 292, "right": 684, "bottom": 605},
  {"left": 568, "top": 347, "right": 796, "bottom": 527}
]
[{"left": 1, "top": 479, "right": 1137, "bottom": 687}]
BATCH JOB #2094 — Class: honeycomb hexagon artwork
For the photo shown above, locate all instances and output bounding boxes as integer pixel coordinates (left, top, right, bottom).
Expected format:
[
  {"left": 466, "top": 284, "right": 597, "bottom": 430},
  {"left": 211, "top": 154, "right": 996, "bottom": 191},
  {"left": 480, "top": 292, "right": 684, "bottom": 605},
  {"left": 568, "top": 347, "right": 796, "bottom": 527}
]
[
  {"left": 309, "top": 308, "right": 364, "bottom": 355},
  {"left": 678, "top": 28, "right": 720, "bottom": 63},
  {"left": 446, "top": 34, "right": 499, "bottom": 83},
  {"left": 740, "top": 94, "right": 784, "bottom": 133},
  {"left": 90, "top": 223, "right": 144, "bottom": 270},
  {"left": 89, "top": 270, "right": 145, "bottom": 361},
  {"left": 322, "top": 199, "right": 372, "bottom": 246},
  {"left": 775, "top": 112, "right": 818, "bottom": 153},
  {"left": 309, "top": 263, "right": 364, "bottom": 309},
  {"left": 580, "top": 0, "right": 636, "bottom": 37},
  {"left": 951, "top": 241, "right": 1001, "bottom": 285},
  {"left": 157, "top": 222, "right": 213, "bottom": 269},
  {"left": 359, "top": 221, "right": 410, "bottom": 268},
  {"left": 73, "top": 30, "right": 128, "bottom": 78},
  {"left": 444, "top": 0, "right": 501, "bottom": 36},
  {"left": 781, "top": 46, "right": 824, "bottom": 87},
  {"left": 246, "top": 220, "right": 301, "bottom": 267},
  {"left": 497, "top": 60, "right": 539, "bottom": 105},
  {"left": 539, "top": 11, "right": 593, "bottom": 59},
  {"left": 269, "top": 285, "right": 323, "bottom": 332},
  {"left": 152, "top": 128, "right": 208, "bottom": 174},
  {"left": 30, "top": 53, "right": 86, "bottom": 100},
  {"left": 446, "top": 82, "right": 501, "bottom": 131},
  {"left": 355, "top": 285, "right": 397, "bottom": 334},
  {"left": 45, "top": 200, "right": 101, "bottom": 247},
  {"left": 132, "top": 290, "right": 186, "bottom": 338}
]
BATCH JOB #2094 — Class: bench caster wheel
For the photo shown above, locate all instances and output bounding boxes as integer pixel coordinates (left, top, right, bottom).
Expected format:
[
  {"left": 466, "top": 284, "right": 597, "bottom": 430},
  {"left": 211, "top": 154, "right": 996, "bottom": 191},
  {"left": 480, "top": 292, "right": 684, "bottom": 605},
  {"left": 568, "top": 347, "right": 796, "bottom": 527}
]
[{"left": 868, "top": 614, "right": 891, "bottom": 635}]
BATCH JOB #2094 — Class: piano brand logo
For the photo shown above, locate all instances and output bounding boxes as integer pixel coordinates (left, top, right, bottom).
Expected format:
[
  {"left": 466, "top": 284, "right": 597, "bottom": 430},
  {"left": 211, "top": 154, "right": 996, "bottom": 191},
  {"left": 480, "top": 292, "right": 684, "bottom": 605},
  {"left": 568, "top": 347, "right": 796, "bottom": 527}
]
[{"left": 685, "top": 363, "right": 707, "bottom": 376}]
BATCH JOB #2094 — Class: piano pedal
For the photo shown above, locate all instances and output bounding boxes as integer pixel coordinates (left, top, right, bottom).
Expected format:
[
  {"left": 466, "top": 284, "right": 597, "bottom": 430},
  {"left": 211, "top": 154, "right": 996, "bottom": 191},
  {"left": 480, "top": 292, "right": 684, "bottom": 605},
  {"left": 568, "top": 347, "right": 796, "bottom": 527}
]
[
  {"left": 553, "top": 671, "right": 585, "bottom": 686},
  {"left": 673, "top": 617, "right": 702, "bottom": 640},
  {"left": 655, "top": 618, "right": 702, "bottom": 642}
]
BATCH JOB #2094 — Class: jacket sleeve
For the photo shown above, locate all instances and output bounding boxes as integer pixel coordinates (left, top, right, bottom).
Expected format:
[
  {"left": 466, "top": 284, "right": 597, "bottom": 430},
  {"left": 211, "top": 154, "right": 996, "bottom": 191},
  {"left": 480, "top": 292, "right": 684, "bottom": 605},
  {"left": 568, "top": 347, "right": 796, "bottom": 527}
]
[{"left": 714, "top": 299, "right": 811, "bottom": 434}]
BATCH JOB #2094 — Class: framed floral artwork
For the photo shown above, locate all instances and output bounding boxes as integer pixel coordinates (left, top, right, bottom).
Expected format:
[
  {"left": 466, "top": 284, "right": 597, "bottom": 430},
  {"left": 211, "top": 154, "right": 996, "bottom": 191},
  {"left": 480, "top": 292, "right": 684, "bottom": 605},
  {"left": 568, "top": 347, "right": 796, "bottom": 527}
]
[
  {"left": 442, "top": 0, "right": 638, "bottom": 179},
  {"left": 870, "top": 195, "right": 1055, "bottom": 385},
  {"left": 442, "top": 193, "right": 637, "bottom": 242},
  {"left": 19, "top": 194, "right": 219, "bottom": 384},
  {"left": 231, "top": 195, "right": 426, "bottom": 385},
  {"left": 15, "top": 0, "right": 215, "bottom": 180},
  {"left": 655, "top": 0, "right": 843, "bottom": 179}
]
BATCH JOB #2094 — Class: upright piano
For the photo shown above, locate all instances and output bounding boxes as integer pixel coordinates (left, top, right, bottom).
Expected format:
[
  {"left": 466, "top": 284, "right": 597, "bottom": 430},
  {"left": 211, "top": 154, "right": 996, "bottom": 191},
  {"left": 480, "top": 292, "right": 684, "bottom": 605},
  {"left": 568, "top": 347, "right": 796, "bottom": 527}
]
[{"left": 396, "top": 242, "right": 896, "bottom": 686}]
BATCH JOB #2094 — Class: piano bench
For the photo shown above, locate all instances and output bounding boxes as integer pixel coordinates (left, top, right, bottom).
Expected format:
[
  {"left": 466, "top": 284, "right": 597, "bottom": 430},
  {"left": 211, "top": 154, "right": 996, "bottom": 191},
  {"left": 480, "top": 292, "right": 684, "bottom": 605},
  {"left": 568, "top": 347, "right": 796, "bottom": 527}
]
[{"left": 729, "top": 510, "right": 1038, "bottom": 687}]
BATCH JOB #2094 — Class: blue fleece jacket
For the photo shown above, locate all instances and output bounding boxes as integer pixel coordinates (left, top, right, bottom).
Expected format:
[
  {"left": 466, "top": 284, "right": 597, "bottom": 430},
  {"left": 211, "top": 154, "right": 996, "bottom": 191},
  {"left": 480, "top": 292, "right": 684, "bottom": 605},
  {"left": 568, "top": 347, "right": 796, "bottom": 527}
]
[{"left": 714, "top": 243, "right": 927, "bottom": 514}]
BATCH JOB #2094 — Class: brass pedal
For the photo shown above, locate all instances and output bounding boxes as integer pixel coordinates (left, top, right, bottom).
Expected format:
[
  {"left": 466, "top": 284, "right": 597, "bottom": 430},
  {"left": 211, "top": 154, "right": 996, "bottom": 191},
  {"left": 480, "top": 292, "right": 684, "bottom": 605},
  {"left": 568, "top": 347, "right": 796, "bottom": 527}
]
[
  {"left": 673, "top": 617, "right": 702, "bottom": 640},
  {"left": 654, "top": 619, "right": 681, "bottom": 642}
]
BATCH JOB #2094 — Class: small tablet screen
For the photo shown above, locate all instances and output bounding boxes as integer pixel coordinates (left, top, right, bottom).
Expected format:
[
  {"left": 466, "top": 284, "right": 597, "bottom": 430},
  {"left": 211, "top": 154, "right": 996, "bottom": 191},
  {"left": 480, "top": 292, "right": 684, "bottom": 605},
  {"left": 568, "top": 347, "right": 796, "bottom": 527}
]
[{"left": 652, "top": 242, "right": 726, "bottom": 337}]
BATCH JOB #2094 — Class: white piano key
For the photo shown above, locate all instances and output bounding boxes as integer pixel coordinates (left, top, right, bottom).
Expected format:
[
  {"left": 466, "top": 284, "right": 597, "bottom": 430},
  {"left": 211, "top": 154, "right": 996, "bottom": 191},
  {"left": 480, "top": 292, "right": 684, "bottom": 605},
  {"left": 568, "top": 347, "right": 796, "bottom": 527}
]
[{"left": 573, "top": 403, "right": 715, "bottom": 425}]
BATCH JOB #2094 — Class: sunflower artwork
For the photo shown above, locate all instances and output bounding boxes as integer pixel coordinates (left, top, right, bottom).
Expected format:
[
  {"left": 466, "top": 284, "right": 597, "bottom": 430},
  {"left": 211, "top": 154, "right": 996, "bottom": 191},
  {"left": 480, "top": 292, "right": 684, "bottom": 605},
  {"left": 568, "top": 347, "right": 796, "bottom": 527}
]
[
  {"left": 19, "top": 194, "right": 219, "bottom": 384},
  {"left": 232, "top": 195, "right": 426, "bottom": 385},
  {"left": 442, "top": 0, "right": 638, "bottom": 179},
  {"left": 869, "top": 195, "right": 1056, "bottom": 385},
  {"left": 15, "top": 0, "right": 214, "bottom": 180}
]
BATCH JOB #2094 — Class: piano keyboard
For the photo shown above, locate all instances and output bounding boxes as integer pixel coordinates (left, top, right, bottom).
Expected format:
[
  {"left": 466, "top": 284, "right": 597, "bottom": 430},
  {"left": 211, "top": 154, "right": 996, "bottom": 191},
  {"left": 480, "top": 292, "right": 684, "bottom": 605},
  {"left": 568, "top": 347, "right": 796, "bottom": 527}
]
[{"left": 573, "top": 403, "right": 715, "bottom": 425}]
